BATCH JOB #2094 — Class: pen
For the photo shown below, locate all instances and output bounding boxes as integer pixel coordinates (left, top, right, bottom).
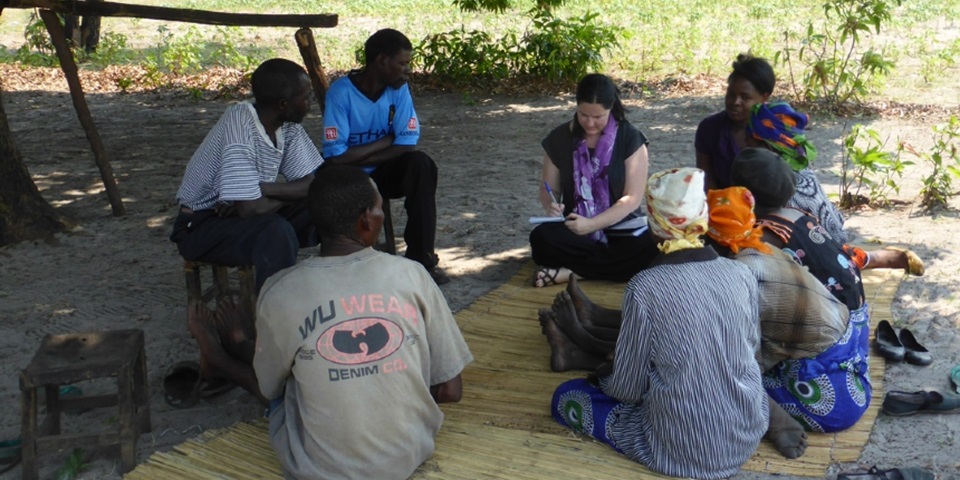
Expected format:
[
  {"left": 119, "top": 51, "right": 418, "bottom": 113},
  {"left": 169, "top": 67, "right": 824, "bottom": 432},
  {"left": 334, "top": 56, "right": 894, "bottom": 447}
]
[{"left": 544, "top": 182, "right": 558, "bottom": 202}]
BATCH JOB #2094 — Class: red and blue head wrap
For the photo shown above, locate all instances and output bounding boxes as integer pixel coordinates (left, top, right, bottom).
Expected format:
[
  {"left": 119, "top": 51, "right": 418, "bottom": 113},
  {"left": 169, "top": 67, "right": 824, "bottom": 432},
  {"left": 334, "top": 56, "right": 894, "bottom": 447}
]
[{"left": 747, "top": 101, "right": 818, "bottom": 172}]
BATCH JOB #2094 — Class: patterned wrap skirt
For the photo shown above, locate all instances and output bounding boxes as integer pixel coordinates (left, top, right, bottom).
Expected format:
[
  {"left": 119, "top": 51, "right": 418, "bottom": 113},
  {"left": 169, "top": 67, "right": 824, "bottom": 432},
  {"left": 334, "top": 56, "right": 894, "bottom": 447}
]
[
  {"left": 551, "top": 378, "right": 625, "bottom": 453},
  {"left": 763, "top": 303, "right": 872, "bottom": 432}
]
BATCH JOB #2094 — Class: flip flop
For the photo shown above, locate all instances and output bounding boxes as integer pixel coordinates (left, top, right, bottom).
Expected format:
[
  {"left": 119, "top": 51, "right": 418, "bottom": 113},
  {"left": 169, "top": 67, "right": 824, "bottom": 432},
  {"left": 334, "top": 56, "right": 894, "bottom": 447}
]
[
  {"left": 0, "top": 438, "right": 21, "bottom": 476},
  {"left": 951, "top": 364, "right": 960, "bottom": 395},
  {"left": 199, "top": 377, "right": 238, "bottom": 400},
  {"left": 163, "top": 361, "right": 202, "bottom": 409}
]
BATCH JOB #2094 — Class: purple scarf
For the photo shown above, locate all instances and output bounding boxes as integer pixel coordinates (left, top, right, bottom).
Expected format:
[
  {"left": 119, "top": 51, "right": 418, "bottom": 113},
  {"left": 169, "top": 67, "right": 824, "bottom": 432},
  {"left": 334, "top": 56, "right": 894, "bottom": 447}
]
[{"left": 573, "top": 114, "right": 618, "bottom": 242}]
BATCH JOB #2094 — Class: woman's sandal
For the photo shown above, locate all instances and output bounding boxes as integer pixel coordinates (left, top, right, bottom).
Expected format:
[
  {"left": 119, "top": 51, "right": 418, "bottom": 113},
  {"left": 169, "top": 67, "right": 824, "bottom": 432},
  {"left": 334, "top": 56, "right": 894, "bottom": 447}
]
[
  {"left": 837, "top": 465, "right": 934, "bottom": 480},
  {"left": 532, "top": 267, "right": 561, "bottom": 288},
  {"left": 883, "top": 246, "right": 925, "bottom": 276}
]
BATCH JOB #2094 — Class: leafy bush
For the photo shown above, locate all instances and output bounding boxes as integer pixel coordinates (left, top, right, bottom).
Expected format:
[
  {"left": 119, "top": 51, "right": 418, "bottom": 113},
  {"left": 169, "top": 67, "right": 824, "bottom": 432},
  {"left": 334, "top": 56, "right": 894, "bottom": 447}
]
[
  {"left": 518, "top": 11, "right": 621, "bottom": 84},
  {"left": 777, "top": 0, "right": 901, "bottom": 108},
  {"left": 84, "top": 32, "right": 131, "bottom": 68},
  {"left": 417, "top": 28, "right": 517, "bottom": 86},
  {"left": 13, "top": 12, "right": 58, "bottom": 67},
  {"left": 417, "top": 8, "right": 621, "bottom": 88},
  {"left": 906, "top": 116, "right": 960, "bottom": 211},
  {"left": 839, "top": 124, "right": 912, "bottom": 208}
]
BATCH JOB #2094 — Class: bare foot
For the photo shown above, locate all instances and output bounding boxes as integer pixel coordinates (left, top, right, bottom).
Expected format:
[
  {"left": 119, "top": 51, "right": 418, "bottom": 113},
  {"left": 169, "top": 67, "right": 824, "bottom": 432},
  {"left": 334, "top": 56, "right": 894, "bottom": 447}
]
[
  {"left": 566, "top": 276, "right": 622, "bottom": 328},
  {"left": 533, "top": 266, "right": 575, "bottom": 288},
  {"left": 551, "top": 291, "right": 616, "bottom": 355},
  {"left": 766, "top": 400, "right": 808, "bottom": 459},
  {"left": 542, "top": 310, "right": 604, "bottom": 372},
  {"left": 537, "top": 308, "right": 552, "bottom": 335},
  {"left": 187, "top": 300, "right": 230, "bottom": 380},
  {"left": 215, "top": 297, "right": 257, "bottom": 364},
  {"left": 188, "top": 300, "right": 268, "bottom": 407},
  {"left": 215, "top": 296, "right": 256, "bottom": 346}
]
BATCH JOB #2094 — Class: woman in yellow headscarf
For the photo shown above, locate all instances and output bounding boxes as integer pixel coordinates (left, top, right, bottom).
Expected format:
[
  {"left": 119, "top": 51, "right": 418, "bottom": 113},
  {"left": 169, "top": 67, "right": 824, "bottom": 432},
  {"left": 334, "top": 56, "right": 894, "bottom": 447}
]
[{"left": 546, "top": 168, "right": 768, "bottom": 480}]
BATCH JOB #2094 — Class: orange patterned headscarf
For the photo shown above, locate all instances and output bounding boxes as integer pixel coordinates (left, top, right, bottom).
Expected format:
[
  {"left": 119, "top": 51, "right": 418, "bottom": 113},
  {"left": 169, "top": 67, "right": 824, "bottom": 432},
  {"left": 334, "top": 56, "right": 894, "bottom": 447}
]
[{"left": 707, "top": 187, "right": 771, "bottom": 254}]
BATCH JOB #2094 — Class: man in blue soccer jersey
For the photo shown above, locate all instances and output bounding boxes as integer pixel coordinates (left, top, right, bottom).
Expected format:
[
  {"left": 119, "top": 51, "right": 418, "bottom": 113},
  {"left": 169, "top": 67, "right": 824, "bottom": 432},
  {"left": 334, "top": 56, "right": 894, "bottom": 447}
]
[{"left": 322, "top": 28, "right": 449, "bottom": 285}]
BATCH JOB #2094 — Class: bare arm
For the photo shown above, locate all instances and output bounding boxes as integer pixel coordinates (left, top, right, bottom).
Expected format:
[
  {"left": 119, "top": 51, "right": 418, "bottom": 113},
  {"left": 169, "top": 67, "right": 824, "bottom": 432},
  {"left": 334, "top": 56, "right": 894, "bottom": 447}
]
[
  {"left": 539, "top": 154, "right": 563, "bottom": 216},
  {"left": 696, "top": 150, "right": 717, "bottom": 191},
  {"left": 565, "top": 145, "right": 649, "bottom": 235},
  {"left": 232, "top": 174, "right": 315, "bottom": 218},
  {"left": 430, "top": 374, "right": 463, "bottom": 403},
  {"left": 259, "top": 173, "right": 315, "bottom": 201},
  {"left": 324, "top": 135, "right": 415, "bottom": 167}
]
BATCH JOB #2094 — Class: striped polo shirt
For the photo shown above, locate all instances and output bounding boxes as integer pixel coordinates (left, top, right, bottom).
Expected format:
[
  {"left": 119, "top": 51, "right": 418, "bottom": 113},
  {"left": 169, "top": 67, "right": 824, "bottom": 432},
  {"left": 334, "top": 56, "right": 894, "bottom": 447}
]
[{"left": 176, "top": 101, "right": 324, "bottom": 211}]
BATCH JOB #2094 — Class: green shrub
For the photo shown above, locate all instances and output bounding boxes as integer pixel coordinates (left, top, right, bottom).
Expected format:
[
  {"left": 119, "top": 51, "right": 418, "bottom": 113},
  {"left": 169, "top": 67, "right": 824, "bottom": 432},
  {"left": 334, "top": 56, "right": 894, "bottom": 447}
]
[
  {"left": 909, "top": 116, "right": 960, "bottom": 211},
  {"left": 84, "top": 32, "right": 131, "bottom": 68},
  {"left": 777, "top": 0, "right": 901, "bottom": 108},
  {"left": 417, "top": 28, "right": 516, "bottom": 86},
  {"left": 13, "top": 12, "right": 58, "bottom": 67},
  {"left": 839, "top": 124, "right": 912, "bottom": 208},
  {"left": 518, "top": 11, "right": 621, "bottom": 83}
]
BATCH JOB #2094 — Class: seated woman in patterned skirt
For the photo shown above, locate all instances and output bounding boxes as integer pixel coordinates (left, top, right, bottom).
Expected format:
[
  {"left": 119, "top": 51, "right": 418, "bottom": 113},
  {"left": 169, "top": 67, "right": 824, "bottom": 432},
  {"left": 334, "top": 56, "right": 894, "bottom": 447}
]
[{"left": 548, "top": 168, "right": 768, "bottom": 480}]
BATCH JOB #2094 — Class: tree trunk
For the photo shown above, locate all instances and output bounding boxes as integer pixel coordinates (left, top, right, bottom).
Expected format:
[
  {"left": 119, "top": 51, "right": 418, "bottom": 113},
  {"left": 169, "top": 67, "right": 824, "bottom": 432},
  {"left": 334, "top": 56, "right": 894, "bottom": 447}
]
[{"left": 0, "top": 85, "right": 65, "bottom": 246}]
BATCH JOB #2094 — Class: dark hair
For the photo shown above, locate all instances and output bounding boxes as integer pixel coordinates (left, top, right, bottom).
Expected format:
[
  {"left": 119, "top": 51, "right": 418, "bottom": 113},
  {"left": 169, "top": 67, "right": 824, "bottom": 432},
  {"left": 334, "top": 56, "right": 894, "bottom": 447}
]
[
  {"left": 364, "top": 28, "right": 413, "bottom": 66},
  {"left": 730, "top": 148, "right": 796, "bottom": 212},
  {"left": 251, "top": 58, "right": 308, "bottom": 107},
  {"left": 572, "top": 73, "right": 627, "bottom": 138},
  {"left": 727, "top": 54, "right": 776, "bottom": 95},
  {"left": 308, "top": 166, "right": 379, "bottom": 239}
]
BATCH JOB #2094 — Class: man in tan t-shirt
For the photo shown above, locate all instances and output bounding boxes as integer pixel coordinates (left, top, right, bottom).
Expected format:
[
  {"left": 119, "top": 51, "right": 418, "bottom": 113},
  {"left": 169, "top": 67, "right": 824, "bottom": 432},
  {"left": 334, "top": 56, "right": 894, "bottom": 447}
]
[{"left": 253, "top": 165, "right": 472, "bottom": 480}]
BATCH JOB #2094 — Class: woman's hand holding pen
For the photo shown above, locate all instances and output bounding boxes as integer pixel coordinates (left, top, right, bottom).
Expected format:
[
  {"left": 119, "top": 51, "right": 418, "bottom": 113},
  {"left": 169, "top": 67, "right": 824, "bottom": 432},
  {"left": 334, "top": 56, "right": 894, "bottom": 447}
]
[
  {"left": 543, "top": 182, "right": 563, "bottom": 217},
  {"left": 546, "top": 201, "right": 563, "bottom": 217}
]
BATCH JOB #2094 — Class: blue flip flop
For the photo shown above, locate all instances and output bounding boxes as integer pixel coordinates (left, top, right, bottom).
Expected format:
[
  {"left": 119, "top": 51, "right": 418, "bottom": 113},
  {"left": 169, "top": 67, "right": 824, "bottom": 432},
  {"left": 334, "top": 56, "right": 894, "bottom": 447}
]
[
  {"left": 0, "top": 438, "right": 21, "bottom": 475},
  {"left": 951, "top": 364, "right": 960, "bottom": 395}
]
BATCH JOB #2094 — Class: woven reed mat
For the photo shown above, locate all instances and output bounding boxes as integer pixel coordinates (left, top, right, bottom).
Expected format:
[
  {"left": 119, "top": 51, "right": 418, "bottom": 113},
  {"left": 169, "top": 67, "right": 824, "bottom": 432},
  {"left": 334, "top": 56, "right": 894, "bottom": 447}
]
[{"left": 126, "top": 264, "right": 899, "bottom": 480}]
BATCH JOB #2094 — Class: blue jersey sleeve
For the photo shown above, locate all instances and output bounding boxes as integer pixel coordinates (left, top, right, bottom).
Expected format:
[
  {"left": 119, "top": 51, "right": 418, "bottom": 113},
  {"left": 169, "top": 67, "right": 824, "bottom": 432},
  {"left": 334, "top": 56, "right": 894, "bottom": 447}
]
[
  {"left": 322, "top": 80, "right": 352, "bottom": 158},
  {"left": 391, "top": 84, "right": 420, "bottom": 146}
]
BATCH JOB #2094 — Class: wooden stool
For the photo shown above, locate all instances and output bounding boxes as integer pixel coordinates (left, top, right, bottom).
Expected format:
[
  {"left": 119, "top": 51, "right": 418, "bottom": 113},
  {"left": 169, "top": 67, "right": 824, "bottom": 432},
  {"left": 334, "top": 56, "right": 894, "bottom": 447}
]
[
  {"left": 19, "top": 329, "right": 151, "bottom": 479},
  {"left": 382, "top": 197, "right": 398, "bottom": 255},
  {"left": 183, "top": 260, "right": 256, "bottom": 316}
]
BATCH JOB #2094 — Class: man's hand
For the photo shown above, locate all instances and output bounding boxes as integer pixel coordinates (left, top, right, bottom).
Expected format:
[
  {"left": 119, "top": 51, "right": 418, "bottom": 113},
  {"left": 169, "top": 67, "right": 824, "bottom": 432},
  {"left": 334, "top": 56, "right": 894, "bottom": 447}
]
[{"left": 215, "top": 203, "right": 238, "bottom": 217}]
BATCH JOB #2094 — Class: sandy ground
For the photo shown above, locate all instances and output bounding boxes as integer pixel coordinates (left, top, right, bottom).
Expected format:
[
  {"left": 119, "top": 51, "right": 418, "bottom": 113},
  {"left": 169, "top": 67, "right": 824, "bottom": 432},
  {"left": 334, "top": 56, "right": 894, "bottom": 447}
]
[{"left": 0, "top": 67, "right": 958, "bottom": 479}]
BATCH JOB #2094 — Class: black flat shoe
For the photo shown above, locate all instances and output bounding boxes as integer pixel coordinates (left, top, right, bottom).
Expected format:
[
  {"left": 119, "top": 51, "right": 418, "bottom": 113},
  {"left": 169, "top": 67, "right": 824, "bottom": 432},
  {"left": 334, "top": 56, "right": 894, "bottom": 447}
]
[
  {"left": 898, "top": 328, "right": 932, "bottom": 366},
  {"left": 875, "top": 320, "right": 905, "bottom": 362},
  {"left": 882, "top": 390, "right": 960, "bottom": 416},
  {"left": 837, "top": 465, "right": 934, "bottom": 480}
]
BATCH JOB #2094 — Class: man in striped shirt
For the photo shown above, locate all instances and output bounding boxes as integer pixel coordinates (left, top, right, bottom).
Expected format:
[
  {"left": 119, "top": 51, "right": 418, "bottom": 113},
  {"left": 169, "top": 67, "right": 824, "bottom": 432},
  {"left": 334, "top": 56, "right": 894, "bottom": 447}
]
[
  {"left": 321, "top": 29, "right": 449, "bottom": 285},
  {"left": 171, "top": 58, "right": 325, "bottom": 292}
]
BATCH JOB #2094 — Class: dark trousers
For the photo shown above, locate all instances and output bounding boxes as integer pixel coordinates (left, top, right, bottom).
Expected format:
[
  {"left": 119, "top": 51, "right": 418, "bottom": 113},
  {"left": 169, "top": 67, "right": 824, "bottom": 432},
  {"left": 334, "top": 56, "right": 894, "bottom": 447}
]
[
  {"left": 170, "top": 204, "right": 316, "bottom": 291},
  {"left": 529, "top": 222, "right": 658, "bottom": 282},
  {"left": 369, "top": 151, "right": 439, "bottom": 269}
]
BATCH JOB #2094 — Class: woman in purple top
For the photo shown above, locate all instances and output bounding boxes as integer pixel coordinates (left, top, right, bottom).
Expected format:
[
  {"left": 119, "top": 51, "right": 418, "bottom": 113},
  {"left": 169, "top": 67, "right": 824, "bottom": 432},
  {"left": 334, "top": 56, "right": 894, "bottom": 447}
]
[{"left": 695, "top": 54, "right": 775, "bottom": 190}]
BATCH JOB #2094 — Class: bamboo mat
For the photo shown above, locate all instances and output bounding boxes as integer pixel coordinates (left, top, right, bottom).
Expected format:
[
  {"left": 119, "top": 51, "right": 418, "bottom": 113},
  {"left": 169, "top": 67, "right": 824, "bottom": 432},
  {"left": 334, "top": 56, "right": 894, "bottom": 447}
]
[{"left": 126, "top": 264, "right": 899, "bottom": 480}]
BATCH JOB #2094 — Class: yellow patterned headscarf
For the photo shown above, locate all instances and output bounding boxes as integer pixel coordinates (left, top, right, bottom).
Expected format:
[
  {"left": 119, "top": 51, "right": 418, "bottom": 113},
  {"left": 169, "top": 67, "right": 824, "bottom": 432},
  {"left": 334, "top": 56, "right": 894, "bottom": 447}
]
[
  {"left": 707, "top": 187, "right": 771, "bottom": 254},
  {"left": 646, "top": 168, "right": 708, "bottom": 254}
]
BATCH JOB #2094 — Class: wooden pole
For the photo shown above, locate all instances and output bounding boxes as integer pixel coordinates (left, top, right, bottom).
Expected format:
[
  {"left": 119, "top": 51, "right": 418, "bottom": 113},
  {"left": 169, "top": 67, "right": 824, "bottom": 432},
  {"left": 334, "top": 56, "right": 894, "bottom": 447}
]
[
  {"left": 8, "top": 0, "right": 337, "bottom": 28},
  {"left": 295, "top": 28, "right": 329, "bottom": 112},
  {"left": 39, "top": 9, "right": 125, "bottom": 216}
]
